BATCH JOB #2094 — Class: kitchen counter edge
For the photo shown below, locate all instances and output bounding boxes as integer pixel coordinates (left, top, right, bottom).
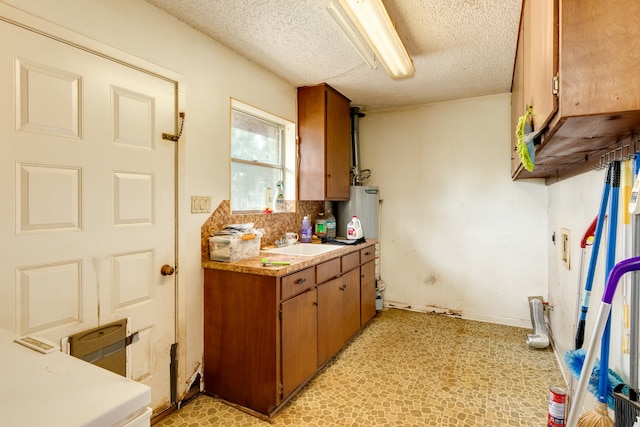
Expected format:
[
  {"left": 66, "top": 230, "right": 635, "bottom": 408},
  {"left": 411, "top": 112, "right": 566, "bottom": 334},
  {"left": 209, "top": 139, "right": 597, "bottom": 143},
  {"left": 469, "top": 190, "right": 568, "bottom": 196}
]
[{"left": 202, "top": 239, "right": 377, "bottom": 277}]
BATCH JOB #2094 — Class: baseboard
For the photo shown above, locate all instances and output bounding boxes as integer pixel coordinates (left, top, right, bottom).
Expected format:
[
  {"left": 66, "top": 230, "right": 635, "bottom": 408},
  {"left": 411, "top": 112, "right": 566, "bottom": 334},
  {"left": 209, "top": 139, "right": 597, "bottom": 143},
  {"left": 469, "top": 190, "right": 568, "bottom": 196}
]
[{"left": 383, "top": 300, "right": 531, "bottom": 328}]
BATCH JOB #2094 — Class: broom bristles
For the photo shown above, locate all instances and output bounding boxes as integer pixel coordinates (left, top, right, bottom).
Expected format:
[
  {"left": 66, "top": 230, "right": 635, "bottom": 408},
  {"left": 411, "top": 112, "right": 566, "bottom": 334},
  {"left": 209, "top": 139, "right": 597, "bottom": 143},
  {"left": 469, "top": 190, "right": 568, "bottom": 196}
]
[{"left": 577, "top": 401, "right": 613, "bottom": 427}]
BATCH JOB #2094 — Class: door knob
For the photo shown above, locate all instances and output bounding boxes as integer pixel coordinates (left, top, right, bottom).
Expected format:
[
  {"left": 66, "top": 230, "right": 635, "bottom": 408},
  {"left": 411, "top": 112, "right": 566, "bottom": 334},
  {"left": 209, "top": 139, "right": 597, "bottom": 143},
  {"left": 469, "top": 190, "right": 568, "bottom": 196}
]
[{"left": 161, "top": 264, "right": 175, "bottom": 276}]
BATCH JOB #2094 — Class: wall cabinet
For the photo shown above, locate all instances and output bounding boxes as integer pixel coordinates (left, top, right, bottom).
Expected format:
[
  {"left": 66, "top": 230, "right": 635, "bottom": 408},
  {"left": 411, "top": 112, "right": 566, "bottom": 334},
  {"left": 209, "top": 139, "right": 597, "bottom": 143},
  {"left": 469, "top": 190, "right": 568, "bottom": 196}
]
[
  {"left": 298, "top": 83, "right": 351, "bottom": 200},
  {"left": 512, "top": 0, "right": 640, "bottom": 182},
  {"left": 203, "top": 242, "right": 377, "bottom": 418},
  {"left": 510, "top": 0, "right": 558, "bottom": 176}
]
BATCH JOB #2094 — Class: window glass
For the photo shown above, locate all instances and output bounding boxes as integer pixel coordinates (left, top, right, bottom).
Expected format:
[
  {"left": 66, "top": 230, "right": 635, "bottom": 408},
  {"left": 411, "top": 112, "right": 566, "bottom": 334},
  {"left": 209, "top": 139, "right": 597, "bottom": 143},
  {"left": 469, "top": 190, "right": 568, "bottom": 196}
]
[
  {"left": 231, "top": 162, "right": 283, "bottom": 212},
  {"left": 231, "top": 111, "right": 281, "bottom": 165},
  {"left": 230, "top": 100, "right": 295, "bottom": 213}
]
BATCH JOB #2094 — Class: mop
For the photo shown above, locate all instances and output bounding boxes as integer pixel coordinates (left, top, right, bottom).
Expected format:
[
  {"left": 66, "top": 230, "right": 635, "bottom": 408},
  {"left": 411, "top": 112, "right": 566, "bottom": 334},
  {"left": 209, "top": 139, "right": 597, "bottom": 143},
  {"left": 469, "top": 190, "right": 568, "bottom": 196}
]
[{"left": 567, "top": 256, "right": 640, "bottom": 427}]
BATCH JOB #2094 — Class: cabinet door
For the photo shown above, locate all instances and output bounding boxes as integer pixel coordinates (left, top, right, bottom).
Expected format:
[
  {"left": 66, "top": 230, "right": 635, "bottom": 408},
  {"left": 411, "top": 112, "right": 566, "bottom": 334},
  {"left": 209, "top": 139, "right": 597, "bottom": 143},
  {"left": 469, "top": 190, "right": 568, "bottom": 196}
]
[
  {"left": 511, "top": 17, "right": 525, "bottom": 177},
  {"left": 325, "top": 87, "right": 351, "bottom": 200},
  {"left": 360, "top": 260, "right": 376, "bottom": 326},
  {"left": 523, "top": 0, "right": 558, "bottom": 131},
  {"left": 281, "top": 289, "right": 317, "bottom": 398},
  {"left": 317, "top": 269, "right": 361, "bottom": 366},
  {"left": 317, "top": 277, "right": 345, "bottom": 365},
  {"left": 341, "top": 268, "right": 361, "bottom": 341},
  {"left": 298, "top": 83, "right": 351, "bottom": 201}
]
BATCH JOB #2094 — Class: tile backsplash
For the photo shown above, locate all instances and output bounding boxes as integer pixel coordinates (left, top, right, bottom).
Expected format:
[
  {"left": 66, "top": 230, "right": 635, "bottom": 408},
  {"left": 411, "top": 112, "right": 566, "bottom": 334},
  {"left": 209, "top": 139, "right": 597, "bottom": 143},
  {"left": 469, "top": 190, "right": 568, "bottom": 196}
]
[{"left": 201, "top": 200, "right": 325, "bottom": 261}]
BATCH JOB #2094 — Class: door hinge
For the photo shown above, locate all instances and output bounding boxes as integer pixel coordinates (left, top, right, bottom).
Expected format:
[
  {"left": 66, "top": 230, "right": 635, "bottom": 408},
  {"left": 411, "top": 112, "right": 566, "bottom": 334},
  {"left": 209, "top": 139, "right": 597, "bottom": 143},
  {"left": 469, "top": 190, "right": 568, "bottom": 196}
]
[
  {"left": 552, "top": 75, "right": 559, "bottom": 95},
  {"left": 279, "top": 383, "right": 284, "bottom": 399},
  {"left": 279, "top": 309, "right": 283, "bottom": 320}
]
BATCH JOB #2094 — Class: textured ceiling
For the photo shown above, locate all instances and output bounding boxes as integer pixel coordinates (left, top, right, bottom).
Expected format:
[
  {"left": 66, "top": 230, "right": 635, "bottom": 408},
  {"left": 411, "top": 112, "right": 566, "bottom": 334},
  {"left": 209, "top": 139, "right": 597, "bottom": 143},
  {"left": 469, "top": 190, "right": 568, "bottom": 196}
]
[{"left": 144, "top": 0, "right": 522, "bottom": 112}]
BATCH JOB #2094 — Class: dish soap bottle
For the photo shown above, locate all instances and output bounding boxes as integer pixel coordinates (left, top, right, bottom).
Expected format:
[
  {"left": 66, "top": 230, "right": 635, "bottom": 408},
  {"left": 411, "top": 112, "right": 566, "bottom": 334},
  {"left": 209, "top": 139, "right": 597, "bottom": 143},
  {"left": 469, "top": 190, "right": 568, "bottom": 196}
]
[
  {"left": 347, "top": 216, "right": 363, "bottom": 240},
  {"left": 315, "top": 212, "right": 327, "bottom": 239},
  {"left": 273, "top": 180, "right": 285, "bottom": 213},
  {"left": 301, "top": 216, "right": 312, "bottom": 243},
  {"left": 325, "top": 209, "right": 336, "bottom": 239}
]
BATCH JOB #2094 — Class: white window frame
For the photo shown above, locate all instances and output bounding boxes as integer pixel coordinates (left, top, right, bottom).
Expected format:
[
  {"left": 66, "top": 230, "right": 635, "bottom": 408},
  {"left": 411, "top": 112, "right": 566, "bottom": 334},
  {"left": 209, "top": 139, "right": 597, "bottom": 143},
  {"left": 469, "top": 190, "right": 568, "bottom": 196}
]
[{"left": 230, "top": 99, "right": 296, "bottom": 213}]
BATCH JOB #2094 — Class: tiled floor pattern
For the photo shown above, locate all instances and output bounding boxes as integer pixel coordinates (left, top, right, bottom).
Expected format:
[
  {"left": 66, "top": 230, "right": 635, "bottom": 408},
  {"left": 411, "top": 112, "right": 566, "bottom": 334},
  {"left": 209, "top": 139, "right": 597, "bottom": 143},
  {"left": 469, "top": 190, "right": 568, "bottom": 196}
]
[{"left": 156, "top": 308, "right": 565, "bottom": 426}]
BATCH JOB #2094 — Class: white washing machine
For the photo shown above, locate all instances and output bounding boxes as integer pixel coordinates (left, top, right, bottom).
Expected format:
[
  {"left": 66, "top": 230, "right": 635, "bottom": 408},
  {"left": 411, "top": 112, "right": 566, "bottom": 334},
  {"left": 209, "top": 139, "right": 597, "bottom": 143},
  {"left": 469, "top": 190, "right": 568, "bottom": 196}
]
[{"left": 0, "top": 329, "right": 151, "bottom": 426}]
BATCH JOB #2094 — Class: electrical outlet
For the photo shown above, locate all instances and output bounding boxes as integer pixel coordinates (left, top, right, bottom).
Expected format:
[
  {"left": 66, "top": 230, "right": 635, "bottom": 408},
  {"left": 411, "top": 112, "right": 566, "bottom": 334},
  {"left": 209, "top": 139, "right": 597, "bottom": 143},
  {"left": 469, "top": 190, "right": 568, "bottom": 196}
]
[
  {"left": 191, "top": 196, "right": 211, "bottom": 214},
  {"left": 561, "top": 228, "right": 570, "bottom": 270}
]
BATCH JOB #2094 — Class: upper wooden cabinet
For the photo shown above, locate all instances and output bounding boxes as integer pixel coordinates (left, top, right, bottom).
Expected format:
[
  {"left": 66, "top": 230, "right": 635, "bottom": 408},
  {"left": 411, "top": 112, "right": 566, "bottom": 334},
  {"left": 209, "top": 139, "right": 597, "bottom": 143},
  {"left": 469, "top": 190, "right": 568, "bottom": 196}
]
[
  {"left": 298, "top": 83, "right": 351, "bottom": 200},
  {"left": 512, "top": 0, "right": 640, "bottom": 183}
]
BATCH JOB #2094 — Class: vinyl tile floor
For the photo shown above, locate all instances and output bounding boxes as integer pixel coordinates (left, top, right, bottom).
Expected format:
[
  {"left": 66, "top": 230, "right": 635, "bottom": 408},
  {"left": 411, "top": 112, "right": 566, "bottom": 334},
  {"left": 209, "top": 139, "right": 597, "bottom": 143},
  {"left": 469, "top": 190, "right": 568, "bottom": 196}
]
[{"left": 155, "top": 308, "right": 565, "bottom": 426}]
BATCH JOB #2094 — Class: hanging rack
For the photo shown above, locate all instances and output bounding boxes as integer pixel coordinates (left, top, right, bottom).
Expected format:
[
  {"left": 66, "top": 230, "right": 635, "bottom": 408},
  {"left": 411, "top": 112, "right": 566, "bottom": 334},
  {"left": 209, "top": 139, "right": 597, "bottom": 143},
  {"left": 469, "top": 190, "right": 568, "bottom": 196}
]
[{"left": 594, "top": 136, "right": 640, "bottom": 170}]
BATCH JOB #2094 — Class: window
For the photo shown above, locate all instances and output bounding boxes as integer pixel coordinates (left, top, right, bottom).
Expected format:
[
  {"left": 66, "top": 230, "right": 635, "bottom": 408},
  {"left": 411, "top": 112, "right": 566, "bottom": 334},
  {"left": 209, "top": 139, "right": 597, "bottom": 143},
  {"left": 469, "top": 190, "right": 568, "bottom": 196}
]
[{"left": 230, "top": 100, "right": 296, "bottom": 213}]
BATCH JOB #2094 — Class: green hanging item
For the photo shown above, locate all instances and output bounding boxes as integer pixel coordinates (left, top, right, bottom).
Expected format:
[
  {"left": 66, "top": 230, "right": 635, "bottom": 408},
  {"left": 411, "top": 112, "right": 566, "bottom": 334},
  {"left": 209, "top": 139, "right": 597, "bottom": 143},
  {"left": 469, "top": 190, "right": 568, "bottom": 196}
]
[{"left": 515, "top": 105, "right": 535, "bottom": 172}]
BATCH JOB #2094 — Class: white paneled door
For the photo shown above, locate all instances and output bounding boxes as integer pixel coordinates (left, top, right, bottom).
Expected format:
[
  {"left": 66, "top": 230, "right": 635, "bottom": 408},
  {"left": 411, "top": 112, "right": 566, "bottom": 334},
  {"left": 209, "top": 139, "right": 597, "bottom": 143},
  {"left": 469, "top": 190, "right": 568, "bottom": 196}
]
[{"left": 0, "top": 19, "right": 177, "bottom": 413}]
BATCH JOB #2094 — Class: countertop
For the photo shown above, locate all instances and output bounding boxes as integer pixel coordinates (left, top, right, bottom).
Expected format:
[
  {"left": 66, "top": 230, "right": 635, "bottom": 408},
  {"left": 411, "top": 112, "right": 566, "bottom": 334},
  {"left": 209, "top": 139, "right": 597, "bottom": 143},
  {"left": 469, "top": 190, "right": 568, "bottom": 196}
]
[
  {"left": 202, "top": 239, "right": 376, "bottom": 276},
  {"left": 0, "top": 328, "right": 150, "bottom": 427}
]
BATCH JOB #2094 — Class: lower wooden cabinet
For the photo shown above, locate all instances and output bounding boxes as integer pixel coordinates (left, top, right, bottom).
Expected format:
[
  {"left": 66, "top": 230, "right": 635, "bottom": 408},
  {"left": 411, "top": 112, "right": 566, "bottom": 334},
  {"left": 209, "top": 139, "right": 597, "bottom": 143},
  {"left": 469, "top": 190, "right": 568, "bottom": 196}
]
[
  {"left": 361, "top": 260, "right": 376, "bottom": 326},
  {"left": 203, "top": 243, "right": 377, "bottom": 417},
  {"left": 281, "top": 288, "right": 317, "bottom": 397},
  {"left": 317, "top": 268, "right": 360, "bottom": 365}
]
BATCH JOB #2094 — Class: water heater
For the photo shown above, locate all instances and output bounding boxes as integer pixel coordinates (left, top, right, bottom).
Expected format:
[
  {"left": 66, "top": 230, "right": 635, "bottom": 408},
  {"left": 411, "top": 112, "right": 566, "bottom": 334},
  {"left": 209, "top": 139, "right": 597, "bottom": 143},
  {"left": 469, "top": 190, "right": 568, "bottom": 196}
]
[{"left": 336, "top": 186, "right": 379, "bottom": 239}]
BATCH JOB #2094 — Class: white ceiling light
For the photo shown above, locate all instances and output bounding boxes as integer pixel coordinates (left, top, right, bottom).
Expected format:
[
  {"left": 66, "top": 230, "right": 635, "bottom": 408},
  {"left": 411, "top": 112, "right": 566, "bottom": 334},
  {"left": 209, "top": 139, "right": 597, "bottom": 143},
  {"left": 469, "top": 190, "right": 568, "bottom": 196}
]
[
  {"left": 336, "top": 0, "right": 414, "bottom": 79},
  {"left": 327, "top": 2, "right": 377, "bottom": 70}
]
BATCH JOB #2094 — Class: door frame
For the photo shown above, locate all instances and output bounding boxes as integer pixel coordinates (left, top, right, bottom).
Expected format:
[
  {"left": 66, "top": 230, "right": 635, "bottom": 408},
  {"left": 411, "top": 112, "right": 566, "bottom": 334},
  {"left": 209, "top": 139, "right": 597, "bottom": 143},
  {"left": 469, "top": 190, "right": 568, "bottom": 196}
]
[{"left": 0, "top": 2, "right": 188, "bottom": 413}]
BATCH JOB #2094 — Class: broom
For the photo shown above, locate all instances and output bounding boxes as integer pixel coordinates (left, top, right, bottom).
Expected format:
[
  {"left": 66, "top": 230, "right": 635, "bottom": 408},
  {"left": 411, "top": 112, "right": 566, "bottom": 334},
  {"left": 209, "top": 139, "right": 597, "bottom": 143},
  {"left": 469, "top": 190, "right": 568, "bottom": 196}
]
[{"left": 577, "top": 160, "right": 620, "bottom": 427}]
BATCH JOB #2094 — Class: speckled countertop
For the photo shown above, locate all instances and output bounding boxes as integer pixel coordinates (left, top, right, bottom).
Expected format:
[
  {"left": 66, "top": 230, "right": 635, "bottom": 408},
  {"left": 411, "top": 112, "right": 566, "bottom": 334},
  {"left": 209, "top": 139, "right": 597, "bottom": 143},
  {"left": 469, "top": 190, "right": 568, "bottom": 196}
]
[{"left": 202, "top": 239, "right": 376, "bottom": 277}]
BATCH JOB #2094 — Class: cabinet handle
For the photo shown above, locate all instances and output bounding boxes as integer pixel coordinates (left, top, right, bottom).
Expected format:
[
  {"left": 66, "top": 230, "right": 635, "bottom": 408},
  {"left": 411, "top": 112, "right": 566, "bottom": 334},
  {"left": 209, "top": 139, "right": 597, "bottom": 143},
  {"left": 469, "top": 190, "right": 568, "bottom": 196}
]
[
  {"left": 339, "top": 284, "right": 347, "bottom": 291},
  {"left": 295, "top": 278, "right": 307, "bottom": 286},
  {"left": 364, "top": 251, "right": 371, "bottom": 256}
]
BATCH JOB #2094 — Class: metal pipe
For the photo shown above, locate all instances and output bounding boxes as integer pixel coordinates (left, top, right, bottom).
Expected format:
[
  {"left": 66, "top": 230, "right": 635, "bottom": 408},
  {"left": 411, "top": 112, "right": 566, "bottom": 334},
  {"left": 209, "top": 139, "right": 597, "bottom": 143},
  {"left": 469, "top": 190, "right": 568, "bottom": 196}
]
[
  {"left": 350, "top": 106, "right": 365, "bottom": 185},
  {"left": 526, "top": 298, "right": 550, "bottom": 349}
]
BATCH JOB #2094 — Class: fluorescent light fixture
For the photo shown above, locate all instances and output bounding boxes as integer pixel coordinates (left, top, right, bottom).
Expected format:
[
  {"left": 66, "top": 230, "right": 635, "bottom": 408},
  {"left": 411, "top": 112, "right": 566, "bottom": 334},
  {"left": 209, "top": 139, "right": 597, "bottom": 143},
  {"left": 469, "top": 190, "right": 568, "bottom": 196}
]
[
  {"left": 327, "top": 2, "right": 377, "bottom": 69},
  {"left": 337, "top": 0, "right": 415, "bottom": 79}
]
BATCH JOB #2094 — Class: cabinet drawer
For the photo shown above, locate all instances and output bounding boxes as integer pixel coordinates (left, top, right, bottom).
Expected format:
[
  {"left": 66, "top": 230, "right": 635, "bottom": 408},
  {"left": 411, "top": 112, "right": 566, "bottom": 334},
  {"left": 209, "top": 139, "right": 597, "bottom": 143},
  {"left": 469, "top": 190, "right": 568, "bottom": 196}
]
[
  {"left": 341, "top": 251, "right": 360, "bottom": 273},
  {"left": 360, "top": 245, "right": 375, "bottom": 264},
  {"left": 281, "top": 267, "right": 315, "bottom": 301},
  {"left": 316, "top": 258, "right": 341, "bottom": 284}
]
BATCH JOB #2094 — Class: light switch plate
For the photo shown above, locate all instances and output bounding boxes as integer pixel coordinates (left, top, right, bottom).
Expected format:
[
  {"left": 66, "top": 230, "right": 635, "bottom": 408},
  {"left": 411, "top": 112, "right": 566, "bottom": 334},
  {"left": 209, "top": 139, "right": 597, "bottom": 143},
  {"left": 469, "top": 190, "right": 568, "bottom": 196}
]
[{"left": 191, "top": 196, "right": 211, "bottom": 214}]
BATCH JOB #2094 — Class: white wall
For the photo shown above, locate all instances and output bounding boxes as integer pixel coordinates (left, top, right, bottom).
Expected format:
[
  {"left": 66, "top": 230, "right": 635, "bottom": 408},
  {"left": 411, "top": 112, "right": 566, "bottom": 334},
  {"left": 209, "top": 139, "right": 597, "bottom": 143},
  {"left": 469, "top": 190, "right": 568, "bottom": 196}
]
[
  {"left": 1, "top": 0, "right": 297, "bottom": 399},
  {"left": 360, "top": 94, "right": 549, "bottom": 327}
]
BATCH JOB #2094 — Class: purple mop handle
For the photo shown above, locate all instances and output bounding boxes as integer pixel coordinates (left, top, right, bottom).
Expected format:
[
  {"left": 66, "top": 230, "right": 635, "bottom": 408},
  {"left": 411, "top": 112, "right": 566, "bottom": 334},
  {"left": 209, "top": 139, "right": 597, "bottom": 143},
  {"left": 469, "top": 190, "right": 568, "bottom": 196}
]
[
  {"left": 567, "top": 256, "right": 640, "bottom": 427},
  {"left": 603, "top": 257, "right": 640, "bottom": 303}
]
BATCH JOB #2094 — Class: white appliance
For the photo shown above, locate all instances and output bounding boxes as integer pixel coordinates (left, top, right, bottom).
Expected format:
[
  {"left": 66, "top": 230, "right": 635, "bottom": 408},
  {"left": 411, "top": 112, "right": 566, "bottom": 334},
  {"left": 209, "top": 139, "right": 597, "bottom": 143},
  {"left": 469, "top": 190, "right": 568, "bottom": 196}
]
[
  {"left": 0, "top": 329, "right": 151, "bottom": 427},
  {"left": 336, "top": 185, "right": 380, "bottom": 239}
]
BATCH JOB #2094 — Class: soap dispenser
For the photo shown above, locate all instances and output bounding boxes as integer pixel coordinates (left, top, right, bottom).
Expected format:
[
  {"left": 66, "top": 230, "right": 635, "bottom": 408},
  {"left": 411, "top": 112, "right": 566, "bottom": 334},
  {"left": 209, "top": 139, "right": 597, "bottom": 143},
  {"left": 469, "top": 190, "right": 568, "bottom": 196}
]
[
  {"left": 273, "top": 180, "right": 285, "bottom": 213},
  {"left": 301, "top": 216, "right": 312, "bottom": 243}
]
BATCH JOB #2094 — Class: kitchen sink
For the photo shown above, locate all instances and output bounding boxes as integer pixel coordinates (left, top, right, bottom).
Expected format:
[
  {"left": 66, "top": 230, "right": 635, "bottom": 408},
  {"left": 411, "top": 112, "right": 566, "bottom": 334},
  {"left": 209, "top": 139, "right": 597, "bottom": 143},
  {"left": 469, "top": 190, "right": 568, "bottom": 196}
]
[{"left": 262, "top": 244, "right": 342, "bottom": 257}]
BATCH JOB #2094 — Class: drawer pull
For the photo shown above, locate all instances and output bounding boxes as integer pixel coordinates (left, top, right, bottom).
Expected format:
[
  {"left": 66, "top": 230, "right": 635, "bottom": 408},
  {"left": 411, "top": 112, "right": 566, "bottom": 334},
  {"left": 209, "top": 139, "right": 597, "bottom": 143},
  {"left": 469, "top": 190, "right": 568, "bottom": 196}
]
[
  {"left": 364, "top": 251, "right": 371, "bottom": 256},
  {"left": 295, "top": 278, "right": 307, "bottom": 286}
]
